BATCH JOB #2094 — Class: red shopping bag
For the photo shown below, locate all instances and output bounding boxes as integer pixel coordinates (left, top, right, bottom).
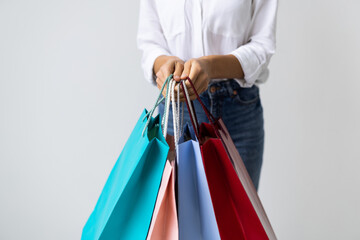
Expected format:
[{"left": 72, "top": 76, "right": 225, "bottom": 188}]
[
  {"left": 201, "top": 123, "right": 268, "bottom": 239},
  {"left": 209, "top": 118, "right": 277, "bottom": 240},
  {"left": 180, "top": 78, "right": 277, "bottom": 240}
]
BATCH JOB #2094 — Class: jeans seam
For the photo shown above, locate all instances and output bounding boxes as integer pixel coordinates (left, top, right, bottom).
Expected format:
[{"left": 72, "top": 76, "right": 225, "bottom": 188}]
[{"left": 206, "top": 89, "right": 214, "bottom": 116}]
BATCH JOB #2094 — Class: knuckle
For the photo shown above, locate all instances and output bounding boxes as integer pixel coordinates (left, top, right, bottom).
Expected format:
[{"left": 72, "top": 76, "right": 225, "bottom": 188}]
[
  {"left": 174, "top": 67, "right": 183, "bottom": 74},
  {"left": 160, "top": 65, "right": 169, "bottom": 73},
  {"left": 178, "top": 63, "right": 185, "bottom": 70}
]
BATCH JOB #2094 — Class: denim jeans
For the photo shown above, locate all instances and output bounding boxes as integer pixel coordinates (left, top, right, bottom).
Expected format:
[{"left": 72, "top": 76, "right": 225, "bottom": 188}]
[{"left": 159, "top": 79, "right": 264, "bottom": 190}]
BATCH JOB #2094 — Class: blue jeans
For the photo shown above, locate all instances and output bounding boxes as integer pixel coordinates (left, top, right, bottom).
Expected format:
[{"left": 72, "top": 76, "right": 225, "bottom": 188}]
[{"left": 159, "top": 79, "right": 264, "bottom": 190}]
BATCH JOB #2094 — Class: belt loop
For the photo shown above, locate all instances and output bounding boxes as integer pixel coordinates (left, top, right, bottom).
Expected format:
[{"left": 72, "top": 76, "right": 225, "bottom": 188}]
[{"left": 225, "top": 79, "right": 233, "bottom": 96}]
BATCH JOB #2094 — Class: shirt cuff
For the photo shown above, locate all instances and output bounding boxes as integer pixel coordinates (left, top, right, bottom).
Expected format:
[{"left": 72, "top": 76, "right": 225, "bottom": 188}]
[
  {"left": 142, "top": 47, "right": 171, "bottom": 86},
  {"left": 229, "top": 46, "right": 265, "bottom": 87}
]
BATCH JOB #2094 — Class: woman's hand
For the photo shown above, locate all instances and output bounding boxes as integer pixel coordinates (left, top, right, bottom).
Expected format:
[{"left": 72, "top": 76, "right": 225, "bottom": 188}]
[
  {"left": 177, "top": 55, "right": 245, "bottom": 101},
  {"left": 154, "top": 55, "right": 185, "bottom": 97},
  {"left": 154, "top": 54, "right": 244, "bottom": 101},
  {"left": 178, "top": 57, "right": 211, "bottom": 100}
]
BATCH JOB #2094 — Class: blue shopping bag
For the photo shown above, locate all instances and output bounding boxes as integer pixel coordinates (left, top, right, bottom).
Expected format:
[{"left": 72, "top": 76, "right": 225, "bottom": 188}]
[
  {"left": 177, "top": 124, "right": 221, "bottom": 240},
  {"left": 82, "top": 110, "right": 169, "bottom": 240}
]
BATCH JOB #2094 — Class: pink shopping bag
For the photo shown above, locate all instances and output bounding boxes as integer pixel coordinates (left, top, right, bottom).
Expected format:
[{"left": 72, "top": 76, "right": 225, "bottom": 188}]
[{"left": 147, "top": 136, "right": 178, "bottom": 240}]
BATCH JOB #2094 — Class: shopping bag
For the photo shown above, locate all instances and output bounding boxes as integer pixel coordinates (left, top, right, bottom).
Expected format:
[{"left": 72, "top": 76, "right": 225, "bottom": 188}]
[
  {"left": 152, "top": 78, "right": 219, "bottom": 240},
  {"left": 180, "top": 78, "right": 277, "bottom": 240},
  {"left": 201, "top": 126, "right": 269, "bottom": 239},
  {"left": 82, "top": 76, "right": 175, "bottom": 240},
  {"left": 203, "top": 120, "right": 277, "bottom": 240},
  {"left": 146, "top": 136, "right": 178, "bottom": 240},
  {"left": 177, "top": 124, "right": 221, "bottom": 240},
  {"left": 81, "top": 111, "right": 168, "bottom": 240}
]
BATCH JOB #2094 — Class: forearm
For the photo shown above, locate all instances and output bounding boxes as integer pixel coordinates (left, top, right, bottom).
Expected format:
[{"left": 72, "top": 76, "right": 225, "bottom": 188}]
[{"left": 199, "top": 54, "right": 244, "bottom": 80}]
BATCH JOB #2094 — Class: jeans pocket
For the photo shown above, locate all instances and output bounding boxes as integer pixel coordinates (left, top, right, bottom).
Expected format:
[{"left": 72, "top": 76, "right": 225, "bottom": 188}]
[{"left": 233, "top": 85, "right": 260, "bottom": 105}]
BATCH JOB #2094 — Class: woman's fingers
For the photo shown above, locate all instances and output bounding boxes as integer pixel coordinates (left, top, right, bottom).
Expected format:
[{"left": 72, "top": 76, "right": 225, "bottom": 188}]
[
  {"left": 158, "top": 57, "right": 210, "bottom": 102},
  {"left": 187, "top": 73, "right": 209, "bottom": 99},
  {"left": 180, "top": 60, "right": 191, "bottom": 80},
  {"left": 173, "top": 61, "right": 184, "bottom": 82},
  {"left": 175, "top": 75, "right": 204, "bottom": 101},
  {"left": 173, "top": 82, "right": 186, "bottom": 98},
  {"left": 174, "top": 81, "right": 196, "bottom": 102},
  {"left": 183, "top": 73, "right": 200, "bottom": 96},
  {"left": 156, "top": 57, "right": 185, "bottom": 98},
  {"left": 188, "top": 60, "right": 201, "bottom": 82},
  {"left": 182, "top": 59, "right": 202, "bottom": 96},
  {"left": 156, "top": 77, "right": 168, "bottom": 97},
  {"left": 156, "top": 63, "right": 173, "bottom": 97},
  {"left": 154, "top": 57, "right": 211, "bottom": 105},
  {"left": 156, "top": 76, "right": 164, "bottom": 89}
]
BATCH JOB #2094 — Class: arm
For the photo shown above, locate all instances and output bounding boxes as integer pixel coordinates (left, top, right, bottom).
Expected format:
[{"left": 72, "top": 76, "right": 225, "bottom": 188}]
[
  {"left": 137, "top": 0, "right": 185, "bottom": 94},
  {"left": 229, "top": 0, "right": 278, "bottom": 86},
  {"left": 199, "top": 54, "right": 245, "bottom": 80},
  {"left": 181, "top": 0, "right": 278, "bottom": 99},
  {"left": 178, "top": 55, "right": 244, "bottom": 99},
  {"left": 137, "top": 0, "right": 171, "bottom": 85}
]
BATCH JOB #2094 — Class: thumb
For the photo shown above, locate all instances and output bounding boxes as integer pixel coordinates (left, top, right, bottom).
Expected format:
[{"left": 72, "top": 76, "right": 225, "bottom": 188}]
[{"left": 180, "top": 60, "right": 191, "bottom": 80}]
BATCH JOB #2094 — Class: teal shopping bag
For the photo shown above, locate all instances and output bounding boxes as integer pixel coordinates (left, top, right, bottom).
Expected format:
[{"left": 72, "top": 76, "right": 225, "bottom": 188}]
[{"left": 82, "top": 110, "right": 169, "bottom": 240}]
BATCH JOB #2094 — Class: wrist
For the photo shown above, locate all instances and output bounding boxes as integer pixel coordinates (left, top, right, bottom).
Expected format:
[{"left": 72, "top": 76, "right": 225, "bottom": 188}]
[
  {"left": 198, "top": 55, "right": 215, "bottom": 79},
  {"left": 198, "top": 54, "right": 244, "bottom": 79}
]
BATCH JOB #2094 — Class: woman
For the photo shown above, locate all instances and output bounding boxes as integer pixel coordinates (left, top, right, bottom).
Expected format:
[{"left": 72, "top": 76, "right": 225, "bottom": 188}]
[{"left": 137, "top": 0, "right": 278, "bottom": 190}]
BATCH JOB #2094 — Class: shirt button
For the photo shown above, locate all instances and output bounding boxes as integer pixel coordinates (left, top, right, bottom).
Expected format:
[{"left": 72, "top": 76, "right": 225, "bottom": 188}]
[{"left": 210, "top": 86, "right": 216, "bottom": 93}]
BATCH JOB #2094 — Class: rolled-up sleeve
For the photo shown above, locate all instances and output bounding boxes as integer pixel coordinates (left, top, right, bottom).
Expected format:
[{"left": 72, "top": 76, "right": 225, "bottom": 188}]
[
  {"left": 137, "top": 0, "right": 171, "bottom": 85},
  {"left": 230, "top": 0, "right": 278, "bottom": 87}
]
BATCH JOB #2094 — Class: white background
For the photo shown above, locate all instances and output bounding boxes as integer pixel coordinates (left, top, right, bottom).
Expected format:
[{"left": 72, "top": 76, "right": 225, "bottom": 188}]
[{"left": 1, "top": 0, "right": 360, "bottom": 239}]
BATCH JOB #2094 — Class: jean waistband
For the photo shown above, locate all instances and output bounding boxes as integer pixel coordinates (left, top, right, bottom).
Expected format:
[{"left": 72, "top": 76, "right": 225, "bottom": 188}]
[{"left": 206, "top": 79, "right": 259, "bottom": 98}]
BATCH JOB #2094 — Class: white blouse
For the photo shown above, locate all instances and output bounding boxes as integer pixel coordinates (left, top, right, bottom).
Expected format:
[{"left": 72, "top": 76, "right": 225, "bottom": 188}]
[{"left": 137, "top": 0, "right": 278, "bottom": 88}]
